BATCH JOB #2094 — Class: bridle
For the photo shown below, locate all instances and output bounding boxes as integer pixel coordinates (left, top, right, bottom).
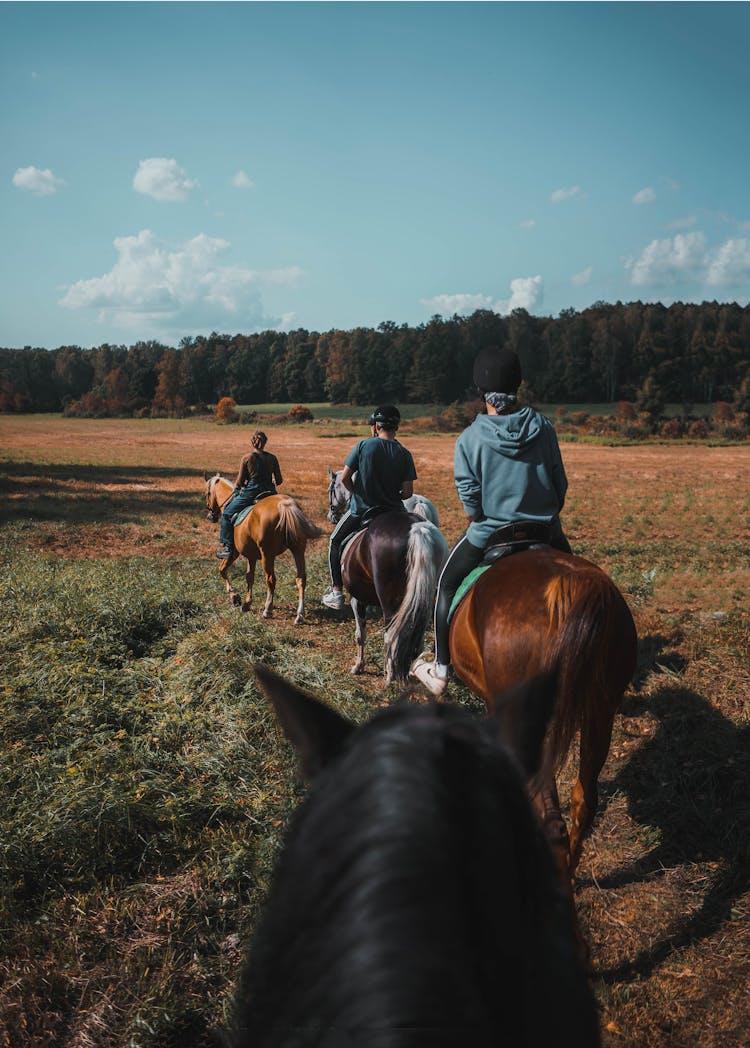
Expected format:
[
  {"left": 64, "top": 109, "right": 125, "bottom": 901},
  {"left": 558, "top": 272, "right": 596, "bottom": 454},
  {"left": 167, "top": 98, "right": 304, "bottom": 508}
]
[
  {"left": 327, "top": 471, "right": 348, "bottom": 524},
  {"left": 206, "top": 475, "right": 234, "bottom": 522}
]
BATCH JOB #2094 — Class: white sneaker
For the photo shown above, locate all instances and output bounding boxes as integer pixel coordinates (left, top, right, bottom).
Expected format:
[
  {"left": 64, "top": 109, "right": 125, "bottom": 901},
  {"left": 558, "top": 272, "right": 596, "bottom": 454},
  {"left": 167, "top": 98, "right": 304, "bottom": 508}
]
[
  {"left": 410, "top": 656, "right": 448, "bottom": 697},
  {"left": 321, "top": 588, "right": 344, "bottom": 610}
]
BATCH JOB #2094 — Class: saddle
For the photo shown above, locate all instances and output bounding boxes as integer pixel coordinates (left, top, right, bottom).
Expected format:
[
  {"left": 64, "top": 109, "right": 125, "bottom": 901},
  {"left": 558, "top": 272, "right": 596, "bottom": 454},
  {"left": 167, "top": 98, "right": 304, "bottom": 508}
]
[
  {"left": 231, "top": 490, "right": 275, "bottom": 527},
  {"left": 339, "top": 505, "right": 404, "bottom": 556},
  {"left": 481, "top": 521, "right": 552, "bottom": 565}
]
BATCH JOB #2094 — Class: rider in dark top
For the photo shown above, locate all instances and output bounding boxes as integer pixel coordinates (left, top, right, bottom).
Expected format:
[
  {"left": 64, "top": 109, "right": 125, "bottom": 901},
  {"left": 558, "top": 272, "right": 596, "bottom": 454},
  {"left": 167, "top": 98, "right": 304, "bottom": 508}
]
[
  {"left": 215, "top": 431, "right": 281, "bottom": 560},
  {"left": 321, "top": 405, "right": 417, "bottom": 610}
]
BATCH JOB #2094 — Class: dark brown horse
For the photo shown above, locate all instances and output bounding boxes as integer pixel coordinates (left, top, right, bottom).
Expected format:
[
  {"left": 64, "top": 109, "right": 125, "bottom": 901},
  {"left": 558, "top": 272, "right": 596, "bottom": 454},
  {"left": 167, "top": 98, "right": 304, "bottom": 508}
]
[
  {"left": 204, "top": 473, "right": 322, "bottom": 623},
  {"left": 341, "top": 511, "right": 449, "bottom": 684},
  {"left": 449, "top": 547, "right": 637, "bottom": 887}
]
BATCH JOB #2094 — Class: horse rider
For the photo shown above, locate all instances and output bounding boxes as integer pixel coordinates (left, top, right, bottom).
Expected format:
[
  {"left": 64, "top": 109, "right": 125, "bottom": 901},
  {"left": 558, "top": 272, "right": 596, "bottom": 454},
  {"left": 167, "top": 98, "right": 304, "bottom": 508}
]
[
  {"left": 321, "top": 405, "right": 417, "bottom": 610},
  {"left": 410, "top": 346, "right": 572, "bottom": 695},
  {"left": 215, "top": 430, "right": 282, "bottom": 560}
]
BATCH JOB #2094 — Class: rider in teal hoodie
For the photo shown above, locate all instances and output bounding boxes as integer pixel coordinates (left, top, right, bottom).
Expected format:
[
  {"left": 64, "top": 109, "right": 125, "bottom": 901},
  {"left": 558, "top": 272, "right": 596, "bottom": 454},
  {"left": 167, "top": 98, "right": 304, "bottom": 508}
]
[{"left": 411, "top": 346, "right": 571, "bottom": 696}]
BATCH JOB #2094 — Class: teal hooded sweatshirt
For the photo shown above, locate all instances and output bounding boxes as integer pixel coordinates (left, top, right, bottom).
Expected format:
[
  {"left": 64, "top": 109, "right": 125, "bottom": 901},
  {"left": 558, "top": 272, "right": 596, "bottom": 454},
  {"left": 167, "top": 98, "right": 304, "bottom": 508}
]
[{"left": 454, "top": 407, "right": 568, "bottom": 547}]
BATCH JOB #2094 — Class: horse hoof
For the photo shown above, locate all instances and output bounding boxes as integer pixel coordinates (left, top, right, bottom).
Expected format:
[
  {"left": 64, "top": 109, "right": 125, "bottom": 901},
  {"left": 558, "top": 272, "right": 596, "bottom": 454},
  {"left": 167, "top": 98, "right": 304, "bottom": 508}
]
[
  {"left": 231, "top": 593, "right": 241, "bottom": 607},
  {"left": 294, "top": 615, "right": 303, "bottom": 625},
  {"left": 262, "top": 610, "right": 273, "bottom": 619},
  {"left": 350, "top": 664, "right": 364, "bottom": 675}
]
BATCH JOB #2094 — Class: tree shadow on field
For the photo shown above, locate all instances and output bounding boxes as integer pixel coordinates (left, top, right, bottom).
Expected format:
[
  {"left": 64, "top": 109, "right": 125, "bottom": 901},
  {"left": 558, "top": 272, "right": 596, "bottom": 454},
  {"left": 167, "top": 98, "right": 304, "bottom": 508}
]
[
  {"left": 0, "top": 461, "right": 206, "bottom": 525},
  {"left": 597, "top": 672, "right": 750, "bottom": 983}
]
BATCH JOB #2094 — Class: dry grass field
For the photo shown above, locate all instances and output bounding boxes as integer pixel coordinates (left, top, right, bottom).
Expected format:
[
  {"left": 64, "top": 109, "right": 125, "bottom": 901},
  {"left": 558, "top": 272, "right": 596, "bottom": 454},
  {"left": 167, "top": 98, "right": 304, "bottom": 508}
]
[{"left": 1, "top": 414, "right": 749, "bottom": 1046}]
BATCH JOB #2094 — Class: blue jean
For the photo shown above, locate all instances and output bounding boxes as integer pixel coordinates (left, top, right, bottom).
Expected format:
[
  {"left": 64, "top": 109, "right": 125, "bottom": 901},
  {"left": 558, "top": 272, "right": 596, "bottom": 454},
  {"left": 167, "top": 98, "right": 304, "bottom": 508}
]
[{"left": 219, "top": 487, "right": 271, "bottom": 548}]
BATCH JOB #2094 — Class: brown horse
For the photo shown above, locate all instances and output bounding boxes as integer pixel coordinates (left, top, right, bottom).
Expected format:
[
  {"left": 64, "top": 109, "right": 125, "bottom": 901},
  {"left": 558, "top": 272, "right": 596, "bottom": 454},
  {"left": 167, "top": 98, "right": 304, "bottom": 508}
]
[
  {"left": 341, "top": 511, "right": 449, "bottom": 684},
  {"left": 449, "top": 547, "right": 637, "bottom": 887},
  {"left": 204, "top": 473, "right": 322, "bottom": 623}
]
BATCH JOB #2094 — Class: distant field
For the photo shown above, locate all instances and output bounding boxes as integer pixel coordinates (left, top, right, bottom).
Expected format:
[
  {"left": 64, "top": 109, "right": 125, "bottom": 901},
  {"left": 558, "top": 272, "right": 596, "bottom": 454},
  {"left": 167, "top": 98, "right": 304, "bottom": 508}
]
[{"left": 1, "top": 415, "right": 749, "bottom": 1046}]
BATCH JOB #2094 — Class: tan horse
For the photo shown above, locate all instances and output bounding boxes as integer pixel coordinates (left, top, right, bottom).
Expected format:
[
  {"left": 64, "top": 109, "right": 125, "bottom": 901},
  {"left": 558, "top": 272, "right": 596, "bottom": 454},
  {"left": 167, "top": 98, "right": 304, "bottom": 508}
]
[{"left": 204, "top": 473, "right": 322, "bottom": 623}]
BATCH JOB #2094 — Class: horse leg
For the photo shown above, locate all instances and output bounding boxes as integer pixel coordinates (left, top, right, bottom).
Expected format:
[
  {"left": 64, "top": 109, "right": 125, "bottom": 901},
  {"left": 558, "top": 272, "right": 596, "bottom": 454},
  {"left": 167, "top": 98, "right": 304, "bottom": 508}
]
[
  {"left": 568, "top": 705, "right": 616, "bottom": 880},
  {"left": 260, "top": 552, "right": 276, "bottom": 619},
  {"left": 220, "top": 560, "right": 241, "bottom": 607},
  {"left": 350, "top": 597, "right": 366, "bottom": 675},
  {"left": 532, "top": 755, "right": 572, "bottom": 885},
  {"left": 242, "top": 554, "right": 258, "bottom": 613},
  {"left": 291, "top": 545, "right": 307, "bottom": 625}
]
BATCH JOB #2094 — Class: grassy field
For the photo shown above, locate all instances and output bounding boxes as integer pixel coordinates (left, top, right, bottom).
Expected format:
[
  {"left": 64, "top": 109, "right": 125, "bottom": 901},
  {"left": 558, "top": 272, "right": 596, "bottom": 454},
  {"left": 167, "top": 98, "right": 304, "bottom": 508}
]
[{"left": 1, "top": 415, "right": 749, "bottom": 1046}]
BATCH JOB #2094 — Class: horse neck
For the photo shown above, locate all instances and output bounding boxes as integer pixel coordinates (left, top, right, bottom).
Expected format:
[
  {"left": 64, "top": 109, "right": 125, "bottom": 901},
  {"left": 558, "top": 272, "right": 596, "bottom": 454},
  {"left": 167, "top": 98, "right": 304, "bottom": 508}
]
[
  {"left": 239, "top": 708, "right": 563, "bottom": 1035},
  {"left": 214, "top": 476, "right": 234, "bottom": 505}
]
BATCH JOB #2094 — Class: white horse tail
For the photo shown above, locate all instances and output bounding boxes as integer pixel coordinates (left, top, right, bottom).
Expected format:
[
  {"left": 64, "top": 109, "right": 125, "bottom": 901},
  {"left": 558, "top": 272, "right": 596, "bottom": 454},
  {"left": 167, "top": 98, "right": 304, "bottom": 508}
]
[
  {"left": 276, "top": 497, "right": 324, "bottom": 544},
  {"left": 402, "top": 494, "right": 440, "bottom": 526},
  {"left": 385, "top": 520, "right": 449, "bottom": 683}
]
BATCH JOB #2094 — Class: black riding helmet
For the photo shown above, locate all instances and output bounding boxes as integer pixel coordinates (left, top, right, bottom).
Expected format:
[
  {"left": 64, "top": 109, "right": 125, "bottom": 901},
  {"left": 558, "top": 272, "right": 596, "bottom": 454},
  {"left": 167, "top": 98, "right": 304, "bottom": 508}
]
[
  {"left": 371, "top": 405, "right": 401, "bottom": 430},
  {"left": 473, "top": 347, "right": 522, "bottom": 395}
]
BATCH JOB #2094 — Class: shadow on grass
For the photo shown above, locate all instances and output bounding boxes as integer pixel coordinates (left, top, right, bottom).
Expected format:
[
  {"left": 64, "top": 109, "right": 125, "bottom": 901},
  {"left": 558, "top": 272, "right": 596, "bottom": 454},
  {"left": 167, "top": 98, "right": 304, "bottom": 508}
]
[
  {"left": 0, "top": 461, "right": 207, "bottom": 525},
  {"left": 597, "top": 678, "right": 749, "bottom": 983}
]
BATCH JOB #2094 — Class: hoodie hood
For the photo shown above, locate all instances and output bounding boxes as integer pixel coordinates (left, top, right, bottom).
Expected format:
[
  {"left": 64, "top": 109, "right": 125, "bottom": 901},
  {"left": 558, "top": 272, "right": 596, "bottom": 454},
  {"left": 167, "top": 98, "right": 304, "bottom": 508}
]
[{"left": 473, "top": 407, "right": 542, "bottom": 457}]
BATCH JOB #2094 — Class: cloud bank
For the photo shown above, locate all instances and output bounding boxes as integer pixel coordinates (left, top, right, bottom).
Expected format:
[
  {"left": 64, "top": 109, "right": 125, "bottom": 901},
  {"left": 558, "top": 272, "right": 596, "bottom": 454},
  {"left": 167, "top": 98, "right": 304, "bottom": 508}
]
[
  {"left": 13, "top": 166, "right": 65, "bottom": 196},
  {"left": 626, "top": 232, "right": 750, "bottom": 290},
  {"left": 133, "top": 158, "right": 198, "bottom": 202},
  {"left": 633, "top": 187, "right": 656, "bottom": 205},
  {"left": 421, "top": 276, "right": 544, "bottom": 318},
  {"left": 59, "top": 229, "right": 302, "bottom": 336}
]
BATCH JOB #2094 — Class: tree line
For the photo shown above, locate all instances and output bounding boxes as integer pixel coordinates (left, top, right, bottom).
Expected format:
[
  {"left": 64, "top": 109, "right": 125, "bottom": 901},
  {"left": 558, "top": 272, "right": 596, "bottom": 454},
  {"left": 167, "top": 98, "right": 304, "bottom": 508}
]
[{"left": 2, "top": 300, "right": 749, "bottom": 416}]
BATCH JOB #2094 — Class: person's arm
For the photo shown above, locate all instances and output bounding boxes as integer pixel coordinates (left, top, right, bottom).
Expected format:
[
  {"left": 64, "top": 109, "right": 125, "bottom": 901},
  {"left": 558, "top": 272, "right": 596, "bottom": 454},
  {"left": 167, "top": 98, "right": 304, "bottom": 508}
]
[
  {"left": 546, "top": 424, "right": 568, "bottom": 510},
  {"left": 340, "top": 464, "right": 355, "bottom": 493},
  {"left": 234, "top": 455, "right": 249, "bottom": 489},
  {"left": 454, "top": 435, "right": 482, "bottom": 520},
  {"left": 271, "top": 454, "right": 283, "bottom": 486}
]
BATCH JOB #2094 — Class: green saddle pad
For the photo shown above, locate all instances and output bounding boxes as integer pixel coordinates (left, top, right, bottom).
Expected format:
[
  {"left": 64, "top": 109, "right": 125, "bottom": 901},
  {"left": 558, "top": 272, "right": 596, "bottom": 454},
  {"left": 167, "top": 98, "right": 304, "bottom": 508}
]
[
  {"left": 233, "top": 505, "right": 254, "bottom": 527},
  {"left": 448, "top": 564, "right": 490, "bottom": 622}
]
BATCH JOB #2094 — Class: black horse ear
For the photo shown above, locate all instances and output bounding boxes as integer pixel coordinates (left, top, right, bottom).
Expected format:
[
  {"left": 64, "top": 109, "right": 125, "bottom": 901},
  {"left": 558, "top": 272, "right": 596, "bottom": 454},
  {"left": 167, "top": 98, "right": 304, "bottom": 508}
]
[
  {"left": 255, "top": 664, "right": 355, "bottom": 779},
  {"left": 491, "top": 669, "right": 558, "bottom": 778}
]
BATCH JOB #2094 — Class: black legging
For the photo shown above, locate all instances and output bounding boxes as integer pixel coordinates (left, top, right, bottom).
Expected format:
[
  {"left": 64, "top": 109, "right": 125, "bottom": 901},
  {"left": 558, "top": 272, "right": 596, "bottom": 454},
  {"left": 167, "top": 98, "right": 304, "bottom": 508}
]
[{"left": 433, "top": 519, "right": 572, "bottom": 667}]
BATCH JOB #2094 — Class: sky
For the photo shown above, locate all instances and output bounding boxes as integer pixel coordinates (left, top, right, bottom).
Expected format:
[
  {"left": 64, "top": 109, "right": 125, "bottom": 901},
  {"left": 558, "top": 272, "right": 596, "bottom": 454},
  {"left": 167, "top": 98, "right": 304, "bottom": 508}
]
[{"left": 2, "top": 1, "right": 749, "bottom": 349}]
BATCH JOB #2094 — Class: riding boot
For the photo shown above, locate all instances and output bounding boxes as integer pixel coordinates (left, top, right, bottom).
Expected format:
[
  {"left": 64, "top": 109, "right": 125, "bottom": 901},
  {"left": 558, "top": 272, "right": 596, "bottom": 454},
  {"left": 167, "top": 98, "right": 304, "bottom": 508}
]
[{"left": 433, "top": 534, "right": 485, "bottom": 666}]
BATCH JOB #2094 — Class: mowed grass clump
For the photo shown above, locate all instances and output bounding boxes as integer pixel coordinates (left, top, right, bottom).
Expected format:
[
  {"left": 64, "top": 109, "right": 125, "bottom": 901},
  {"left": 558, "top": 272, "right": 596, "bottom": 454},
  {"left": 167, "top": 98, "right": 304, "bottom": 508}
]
[{"left": 0, "top": 547, "right": 373, "bottom": 1045}]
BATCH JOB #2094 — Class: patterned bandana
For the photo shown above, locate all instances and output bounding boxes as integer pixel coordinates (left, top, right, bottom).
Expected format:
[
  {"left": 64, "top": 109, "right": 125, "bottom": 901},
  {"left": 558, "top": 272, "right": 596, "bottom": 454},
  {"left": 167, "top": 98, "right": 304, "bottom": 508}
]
[{"left": 484, "top": 392, "right": 517, "bottom": 412}]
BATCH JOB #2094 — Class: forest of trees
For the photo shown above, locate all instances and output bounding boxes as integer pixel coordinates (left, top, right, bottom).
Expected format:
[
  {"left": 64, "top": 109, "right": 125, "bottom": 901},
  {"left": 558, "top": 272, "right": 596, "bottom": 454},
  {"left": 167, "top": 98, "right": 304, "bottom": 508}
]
[{"left": 2, "top": 300, "right": 750, "bottom": 417}]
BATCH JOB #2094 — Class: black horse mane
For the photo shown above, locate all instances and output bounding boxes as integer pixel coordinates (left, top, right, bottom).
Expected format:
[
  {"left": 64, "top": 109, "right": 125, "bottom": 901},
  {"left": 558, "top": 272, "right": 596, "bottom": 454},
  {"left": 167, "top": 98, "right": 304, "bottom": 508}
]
[{"left": 230, "top": 696, "right": 599, "bottom": 1047}]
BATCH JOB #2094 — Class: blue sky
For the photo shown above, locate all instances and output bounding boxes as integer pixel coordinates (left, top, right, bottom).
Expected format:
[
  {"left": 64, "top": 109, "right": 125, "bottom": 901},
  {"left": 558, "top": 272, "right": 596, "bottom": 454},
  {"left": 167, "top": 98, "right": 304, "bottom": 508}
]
[{"left": 2, "top": 2, "right": 749, "bottom": 349}]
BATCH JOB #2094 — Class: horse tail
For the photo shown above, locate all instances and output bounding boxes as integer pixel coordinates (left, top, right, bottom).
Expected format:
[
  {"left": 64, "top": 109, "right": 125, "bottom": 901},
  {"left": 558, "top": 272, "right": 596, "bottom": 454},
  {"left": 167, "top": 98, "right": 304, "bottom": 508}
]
[
  {"left": 385, "top": 521, "right": 449, "bottom": 683},
  {"left": 402, "top": 494, "right": 440, "bottom": 526},
  {"left": 543, "top": 569, "right": 622, "bottom": 771},
  {"left": 275, "top": 498, "right": 324, "bottom": 544}
]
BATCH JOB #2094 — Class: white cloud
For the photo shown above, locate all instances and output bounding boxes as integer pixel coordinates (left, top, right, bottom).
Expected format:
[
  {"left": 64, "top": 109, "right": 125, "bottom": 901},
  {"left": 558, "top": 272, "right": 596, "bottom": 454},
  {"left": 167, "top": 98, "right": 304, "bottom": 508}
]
[
  {"left": 625, "top": 232, "right": 707, "bottom": 286},
  {"left": 13, "top": 165, "right": 64, "bottom": 196},
  {"left": 498, "top": 276, "right": 544, "bottom": 314},
  {"left": 420, "top": 293, "right": 495, "bottom": 316},
  {"left": 633, "top": 186, "right": 656, "bottom": 205},
  {"left": 133, "top": 158, "right": 197, "bottom": 202},
  {"left": 232, "top": 170, "right": 255, "bottom": 189},
  {"left": 571, "top": 266, "right": 593, "bottom": 287},
  {"left": 738, "top": 220, "right": 750, "bottom": 233},
  {"left": 59, "top": 229, "right": 301, "bottom": 336},
  {"left": 519, "top": 218, "right": 536, "bottom": 229},
  {"left": 666, "top": 214, "right": 697, "bottom": 231},
  {"left": 422, "top": 277, "right": 544, "bottom": 318},
  {"left": 706, "top": 239, "right": 750, "bottom": 287},
  {"left": 549, "top": 186, "right": 580, "bottom": 203}
]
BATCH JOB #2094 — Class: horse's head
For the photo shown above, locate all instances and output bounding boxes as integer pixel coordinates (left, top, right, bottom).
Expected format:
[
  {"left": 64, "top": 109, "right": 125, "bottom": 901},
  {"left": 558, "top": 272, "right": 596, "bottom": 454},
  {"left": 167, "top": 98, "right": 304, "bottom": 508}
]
[
  {"left": 203, "top": 471, "right": 225, "bottom": 522},
  {"left": 327, "top": 467, "right": 350, "bottom": 524}
]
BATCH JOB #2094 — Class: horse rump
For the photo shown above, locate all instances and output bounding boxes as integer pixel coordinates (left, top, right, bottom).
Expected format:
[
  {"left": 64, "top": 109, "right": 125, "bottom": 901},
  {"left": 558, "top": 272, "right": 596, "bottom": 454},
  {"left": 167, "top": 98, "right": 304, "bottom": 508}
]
[{"left": 228, "top": 666, "right": 600, "bottom": 1047}]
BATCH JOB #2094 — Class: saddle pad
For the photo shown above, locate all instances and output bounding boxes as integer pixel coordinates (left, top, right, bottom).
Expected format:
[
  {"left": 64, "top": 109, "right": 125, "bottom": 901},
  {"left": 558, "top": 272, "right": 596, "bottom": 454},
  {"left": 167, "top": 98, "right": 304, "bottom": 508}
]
[
  {"left": 448, "top": 564, "right": 490, "bottom": 623},
  {"left": 233, "top": 505, "right": 254, "bottom": 528}
]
